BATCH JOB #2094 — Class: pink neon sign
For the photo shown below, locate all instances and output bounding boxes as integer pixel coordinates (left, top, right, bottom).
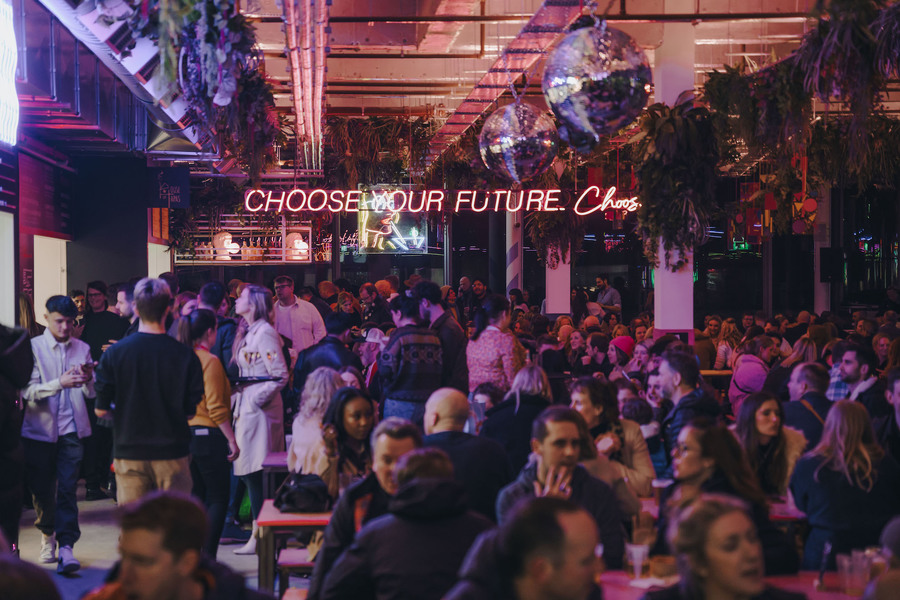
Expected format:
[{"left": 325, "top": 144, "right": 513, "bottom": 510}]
[{"left": 243, "top": 187, "right": 640, "bottom": 215}]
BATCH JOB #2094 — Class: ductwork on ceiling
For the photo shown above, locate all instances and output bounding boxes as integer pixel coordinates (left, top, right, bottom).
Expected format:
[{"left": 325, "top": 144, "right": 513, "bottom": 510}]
[
  {"left": 14, "top": 0, "right": 151, "bottom": 153},
  {"left": 14, "top": 0, "right": 211, "bottom": 156}
]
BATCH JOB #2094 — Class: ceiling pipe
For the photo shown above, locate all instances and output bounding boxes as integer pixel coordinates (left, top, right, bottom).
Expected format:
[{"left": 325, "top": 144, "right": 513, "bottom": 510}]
[{"left": 313, "top": 0, "right": 327, "bottom": 171}]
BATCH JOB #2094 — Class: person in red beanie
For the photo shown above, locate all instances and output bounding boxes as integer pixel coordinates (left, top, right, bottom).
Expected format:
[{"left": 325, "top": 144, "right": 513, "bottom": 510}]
[{"left": 607, "top": 336, "right": 635, "bottom": 381}]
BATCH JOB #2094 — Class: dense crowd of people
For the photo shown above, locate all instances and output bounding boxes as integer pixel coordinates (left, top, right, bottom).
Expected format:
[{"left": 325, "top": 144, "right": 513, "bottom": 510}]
[{"left": 2, "top": 272, "right": 900, "bottom": 599}]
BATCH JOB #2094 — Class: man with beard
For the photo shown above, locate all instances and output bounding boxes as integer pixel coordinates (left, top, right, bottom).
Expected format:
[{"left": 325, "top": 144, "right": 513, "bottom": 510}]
[{"left": 496, "top": 406, "right": 625, "bottom": 569}]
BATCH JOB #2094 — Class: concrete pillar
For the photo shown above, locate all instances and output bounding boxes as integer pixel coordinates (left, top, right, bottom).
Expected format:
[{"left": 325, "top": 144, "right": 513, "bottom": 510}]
[
  {"left": 506, "top": 211, "right": 523, "bottom": 294},
  {"left": 651, "top": 0, "right": 696, "bottom": 340},
  {"left": 813, "top": 189, "right": 832, "bottom": 314}
]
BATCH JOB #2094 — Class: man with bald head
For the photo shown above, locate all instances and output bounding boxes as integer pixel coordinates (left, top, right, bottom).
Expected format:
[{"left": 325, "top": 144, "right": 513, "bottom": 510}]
[{"left": 423, "top": 388, "right": 512, "bottom": 521}]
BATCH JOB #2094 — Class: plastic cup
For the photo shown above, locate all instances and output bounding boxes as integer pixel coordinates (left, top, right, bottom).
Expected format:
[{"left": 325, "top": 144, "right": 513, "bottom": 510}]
[
  {"left": 836, "top": 552, "right": 870, "bottom": 597},
  {"left": 625, "top": 543, "right": 650, "bottom": 579}
]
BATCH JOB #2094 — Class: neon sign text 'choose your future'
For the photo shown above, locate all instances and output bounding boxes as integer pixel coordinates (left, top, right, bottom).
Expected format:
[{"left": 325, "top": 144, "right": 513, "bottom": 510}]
[{"left": 244, "top": 187, "right": 639, "bottom": 216}]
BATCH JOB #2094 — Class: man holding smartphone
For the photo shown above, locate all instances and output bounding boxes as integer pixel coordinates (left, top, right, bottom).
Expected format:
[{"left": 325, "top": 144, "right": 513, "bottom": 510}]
[{"left": 21, "top": 295, "right": 96, "bottom": 574}]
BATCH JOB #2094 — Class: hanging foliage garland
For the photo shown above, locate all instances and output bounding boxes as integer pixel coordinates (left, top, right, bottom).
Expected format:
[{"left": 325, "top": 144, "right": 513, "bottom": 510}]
[
  {"left": 324, "top": 117, "right": 436, "bottom": 189},
  {"left": 632, "top": 99, "right": 725, "bottom": 270},
  {"left": 97, "top": 0, "right": 282, "bottom": 182}
]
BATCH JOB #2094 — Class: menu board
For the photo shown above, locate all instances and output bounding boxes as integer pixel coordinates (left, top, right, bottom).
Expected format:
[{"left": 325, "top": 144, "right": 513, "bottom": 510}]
[{"left": 18, "top": 153, "right": 72, "bottom": 238}]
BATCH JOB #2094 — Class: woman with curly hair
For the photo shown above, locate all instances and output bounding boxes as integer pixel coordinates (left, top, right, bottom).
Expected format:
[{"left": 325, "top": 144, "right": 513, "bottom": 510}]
[
  {"left": 790, "top": 400, "right": 900, "bottom": 569},
  {"left": 713, "top": 319, "right": 743, "bottom": 370},
  {"left": 569, "top": 377, "right": 655, "bottom": 497},
  {"left": 287, "top": 366, "right": 344, "bottom": 474}
]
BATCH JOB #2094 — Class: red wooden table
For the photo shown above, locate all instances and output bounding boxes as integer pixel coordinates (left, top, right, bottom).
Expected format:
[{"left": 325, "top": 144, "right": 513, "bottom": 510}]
[{"left": 256, "top": 499, "right": 331, "bottom": 595}]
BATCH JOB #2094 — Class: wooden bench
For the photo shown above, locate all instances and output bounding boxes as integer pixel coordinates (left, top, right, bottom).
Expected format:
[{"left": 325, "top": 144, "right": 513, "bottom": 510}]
[{"left": 277, "top": 547, "right": 315, "bottom": 598}]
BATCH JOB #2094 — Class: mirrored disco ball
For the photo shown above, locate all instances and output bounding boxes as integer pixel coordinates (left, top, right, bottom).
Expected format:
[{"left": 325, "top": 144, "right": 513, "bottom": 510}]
[
  {"left": 542, "top": 24, "right": 652, "bottom": 153},
  {"left": 478, "top": 102, "right": 559, "bottom": 183}
]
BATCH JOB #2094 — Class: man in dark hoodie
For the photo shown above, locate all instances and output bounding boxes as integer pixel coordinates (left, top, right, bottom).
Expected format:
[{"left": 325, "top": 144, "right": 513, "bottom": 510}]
[
  {"left": 82, "top": 492, "right": 271, "bottom": 600},
  {"left": 445, "top": 497, "right": 603, "bottom": 600},
  {"left": 656, "top": 350, "right": 722, "bottom": 479},
  {"left": 496, "top": 406, "right": 625, "bottom": 570},
  {"left": 321, "top": 447, "right": 494, "bottom": 600},
  {"left": 307, "top": 418, "right": 422, "bottom": 600}
]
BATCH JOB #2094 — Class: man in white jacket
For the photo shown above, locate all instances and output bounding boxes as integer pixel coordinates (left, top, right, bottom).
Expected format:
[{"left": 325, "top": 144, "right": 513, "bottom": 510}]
[{"left": 21, "top": 295, "right": 95, "bottom": 574}]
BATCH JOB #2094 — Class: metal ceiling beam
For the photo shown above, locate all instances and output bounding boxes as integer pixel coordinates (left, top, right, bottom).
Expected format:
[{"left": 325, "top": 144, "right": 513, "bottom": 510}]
[{"left": 426, "top": 0, "right": 582, "bottom": 167}]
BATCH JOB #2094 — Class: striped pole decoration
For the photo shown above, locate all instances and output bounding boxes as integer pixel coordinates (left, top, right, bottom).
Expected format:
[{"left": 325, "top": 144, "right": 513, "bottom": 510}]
[{"left": 506, "top": 211, "right": 523, "bottom": 295}]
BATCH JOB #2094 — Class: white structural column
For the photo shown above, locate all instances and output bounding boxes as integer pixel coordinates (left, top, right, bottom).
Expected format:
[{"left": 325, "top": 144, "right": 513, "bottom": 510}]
[
  {"left": 545, "top": 253, "right": 571, "bottom": 315},
  {"left": 652, "top": 0, "right": 696, "bottom": 340},
  {"left": 506, "top": 211, "right": 523, "bottom": 295}
]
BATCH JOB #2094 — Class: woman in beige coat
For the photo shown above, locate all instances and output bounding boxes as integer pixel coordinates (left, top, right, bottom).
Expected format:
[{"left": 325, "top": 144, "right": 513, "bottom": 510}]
[
  {"left": 231, "top": 284, "right": 288, "bottom": 554},
  {"left": 569, "top": 376, "right": 656, "bottom": 497}
]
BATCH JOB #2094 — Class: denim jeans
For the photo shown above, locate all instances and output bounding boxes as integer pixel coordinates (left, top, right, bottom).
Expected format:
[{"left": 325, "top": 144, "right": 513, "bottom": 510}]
[
  {"left": 239, "top": 470, "right": 264, "bottom": 521},
  {"left": 383, "top": 399, "right": 426, "bottom": 430},
  {"left": 23, "top": 433, "right": 83, "bottom": 548},
  {"left": 189, "top": 426, "right": 231, "bottom": 557}
]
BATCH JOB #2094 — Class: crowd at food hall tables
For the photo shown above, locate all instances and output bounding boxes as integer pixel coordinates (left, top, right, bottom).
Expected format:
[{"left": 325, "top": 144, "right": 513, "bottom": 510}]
[{"left": 2, "top": 272, "right": 900, "bottom": 600}]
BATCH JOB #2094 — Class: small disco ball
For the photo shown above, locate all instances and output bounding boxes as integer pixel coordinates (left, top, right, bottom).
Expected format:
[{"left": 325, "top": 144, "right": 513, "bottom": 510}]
[
  {"left": 478, "top": 102, "right": 559, "bottom": 183},
  {"left": 542, "top": 23, "right": 652, "bottom": 153}
]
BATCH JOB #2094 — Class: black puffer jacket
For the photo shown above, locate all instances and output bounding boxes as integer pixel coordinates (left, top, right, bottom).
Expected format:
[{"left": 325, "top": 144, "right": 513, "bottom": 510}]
[{"left": 321, "top": 478, "right": 493, "bottom": 600}]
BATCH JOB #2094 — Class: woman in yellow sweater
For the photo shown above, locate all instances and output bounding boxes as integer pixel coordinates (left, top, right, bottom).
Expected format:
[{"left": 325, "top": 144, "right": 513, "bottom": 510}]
[{"left": 178, "top": 309, "right": 239, "bottom": 558}]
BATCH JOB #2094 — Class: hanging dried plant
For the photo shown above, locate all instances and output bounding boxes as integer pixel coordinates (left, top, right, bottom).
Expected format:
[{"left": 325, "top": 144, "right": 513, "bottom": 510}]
[{"left": 795, "top": 0, "right": 885, "bottom": 162}]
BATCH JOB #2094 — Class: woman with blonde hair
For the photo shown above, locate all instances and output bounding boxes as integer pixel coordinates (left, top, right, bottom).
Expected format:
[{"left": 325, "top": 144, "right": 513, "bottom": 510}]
[
  {"left": 564, "top": 329, "right": 587, "bottom": 370},
  {"left": 480, "top": 365, "right": 552, "bottom": 472},
  {"left": 231, "top": 284, "right": 288, "bottom": 554},
  {"left": 287, "top": 366, "right": 344, "bottom": 473},
  {"left": 790, "top": 400, "right": 900, "bottom": 569},
  {"left": 713, "top": 319, "right": 743, "bottom": 370},
  {"left": 873, "top": 332, "right": 891, "bottom": 374},
  {"left": 335, "top": 291, "right": 362, "bottom": 328},
  {"left": 644, "top": 495, "right": 803, "bottom": 600}
]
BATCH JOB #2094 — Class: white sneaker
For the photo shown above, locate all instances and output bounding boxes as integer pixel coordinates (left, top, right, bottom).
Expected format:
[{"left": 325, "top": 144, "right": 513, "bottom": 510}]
[
  {"left": 39, "top": 533, "right": 56, "bottom": 563},
  {"left": 233, "top": 522, "right": 258, "bottom": 555},
  {"left": 57, "top": 545, "right": 81, "bottom": 574}
]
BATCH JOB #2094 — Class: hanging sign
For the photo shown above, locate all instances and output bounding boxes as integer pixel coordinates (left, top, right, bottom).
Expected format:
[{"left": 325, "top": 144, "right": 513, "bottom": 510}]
[{"left": 243, "top": 186, "right": 640, "bottom": 215}]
